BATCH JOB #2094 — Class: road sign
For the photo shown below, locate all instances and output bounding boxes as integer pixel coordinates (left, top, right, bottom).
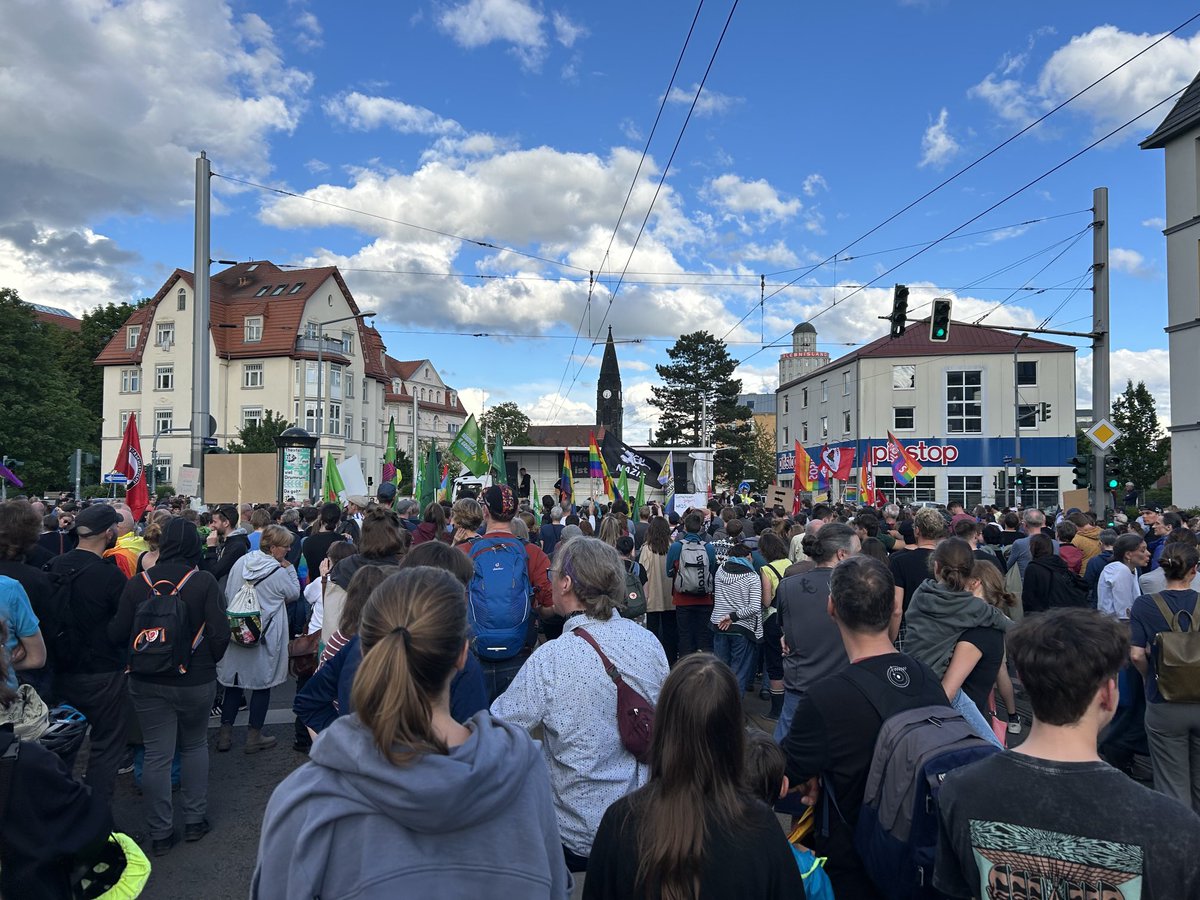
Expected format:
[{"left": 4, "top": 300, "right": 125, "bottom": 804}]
[
  {"left": 102, "top": 472, "right": 128, "bottom": 484},
  {"left": 1084, "top": 418, "right": 1122, "bottom": 451},
  {"left": 201, "top": 437, "right": 218, "bottom": 447}
]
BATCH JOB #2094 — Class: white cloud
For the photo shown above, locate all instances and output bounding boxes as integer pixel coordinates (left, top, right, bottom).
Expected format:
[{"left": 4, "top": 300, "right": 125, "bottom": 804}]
[
  {"left": 1110, "top": 247, "right": 1156, "bottom": 278},
  {"left": 305, "top": 159, "right": 330, "bottom": 174},
  {"left": 705, "top": 174, "right": 801, "bottom": 228},
  {"left": 1076, "top": 349, "right": 1171, "bottom": 425},
  {"left": 526, "top": 391, "right": 595, "bottom": 425},
  {"left": 970, "top": 25, "right": 1200, "bottom": 135},
  {"left": 551, "top": 12, "right": 587, "bottom": 47},
  {"left": 324, "top": 92, "right": 464, "bottom": 136},
  {"left": 0, "top": 0, "right": 311, "bottom": 231},
  {"left": 289, "top": 1, "right": 323, "bottom": 51},
  {"left": 437, "top": 0, "right": 547, "bottom": 70},
  {"left": 0, "top": 225, "right": 144, "bottom": 316},
  {"left": 664, "top": 84, "right": 742, "bottom": 117},
  {"left": 802, "top": 174, "right": 828, "bottom": 197},
  {"left": 738, "top": 241, "right": 801, "bottom": 268},
  {"left": 919, "top": 108, "right": 961, "bottom": 168},
  {"left": 1142, "top": 216, "right": 1166, "bottom": 229}
]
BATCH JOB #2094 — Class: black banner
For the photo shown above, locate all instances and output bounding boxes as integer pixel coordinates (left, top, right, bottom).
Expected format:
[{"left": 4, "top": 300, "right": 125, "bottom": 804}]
[{"left": 601, "top": 431, "right": 662, "bottom": 479}]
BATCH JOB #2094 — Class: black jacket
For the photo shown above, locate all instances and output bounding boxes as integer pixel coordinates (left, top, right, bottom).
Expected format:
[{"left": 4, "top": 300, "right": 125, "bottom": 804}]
[
  {"left": 108, "top": 519, "right": 231, "bottom": 687},
  {"left": 45, "top": 550, "right": 126, "bottom": 675},
  {"left": 200, "top": 531, "right": 251, "bottom": 586},
  {"left": 0, "top": 727, "right": 112, "bottom": 900},
  {"left": 1022, "top": 554, "right": 1089, "bottom": 615}
]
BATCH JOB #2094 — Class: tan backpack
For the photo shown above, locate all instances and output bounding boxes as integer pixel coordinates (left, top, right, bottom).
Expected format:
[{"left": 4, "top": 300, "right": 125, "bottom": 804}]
[{"left": 1151, "top": 592, "right": 1200, "bottom": 702}]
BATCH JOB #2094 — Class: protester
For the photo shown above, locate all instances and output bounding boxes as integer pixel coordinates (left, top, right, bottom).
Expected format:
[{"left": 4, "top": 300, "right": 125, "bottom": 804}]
[
  {"left": 411, "top": 502, "right": 445, "bottom": 546},
  {"left": 1098, "top": 532, "right": 1150, "bottom": 621},
  {"left": 300, "top": 503, "right": 345, "bottom": 576},
  {"left": 322, "top": 507, "right": 410, "bottom": 649},
  {"left": 216, "top": 524, "right": 301, "bottom": 753},
  {"left": 255, "top": 567, "right": 569, "bottom": 898},
  {"left": 968, "top": 561, "right": 1020, "bottom": 733},
  {"left": 492, "top": 537, "right": 669, "bottom": 876},
  {"left": 1022, "top": 532, "right": 1088, "bottom": 614},
  {"left": 200, "top": 504, "right": 251, "bottom": 589},
  {"left": 318, "top": 565, "right": 389, "bottom": 667},
  {"left": 584, "top": 655, "right": 803, "bottom": 899},
  {"left": 710, "top": 542, "right": 763, "bottom": 694},
  {"left": 665, "top": 511, "right": 718, "bottom": 655},
  {"left": 783, "top": 555, "right": 952, "bottom": 898},
  {"left": 639, "top": 516, "right": 676, "bottom": 665},
  {"left": 757, "top": 531, "right": 791, "bottom": 720},
  {"left": 935, "top": 608, "right": 1200, "bottom": 898},
  {"left": 1130, "top": 541, "right": 1200, "bottom": 812},
  {"left": 109, "top": 518, "right": 230, "bottom": 856},
  {"left": 46, "top": 502, "right": 129, "bottom": 806}
]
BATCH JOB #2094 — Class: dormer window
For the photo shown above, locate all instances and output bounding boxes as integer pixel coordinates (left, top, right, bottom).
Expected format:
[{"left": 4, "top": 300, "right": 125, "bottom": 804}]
[
  {"left": 255, "top": 286, "right": 270, "bottom": 297},
  {"left": 392, "top": 379, "right": 401, "bottom": 392},
  {"left": 244, "top": 316, "right": 263, "bottom": 342},
  {"left": 289, "top": 282, "right": 306, "bottom": 294},
  {"left": 271, "top": 285, "right": 287, "bottom": 296},
  {"left": 126, "top": 325, "right": 141, "bottom": 350},
  {"left": 177, "top": 288, "right": 186, "bottom": 311}
]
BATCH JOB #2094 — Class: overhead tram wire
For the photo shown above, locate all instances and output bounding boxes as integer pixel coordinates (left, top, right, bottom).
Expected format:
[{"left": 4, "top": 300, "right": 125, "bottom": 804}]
[
  {"left": 719, "top": 10, "right": 1200, "bottom": 343},
  {"left": 550, "top": 0, "right": 742, "bottom": 423},
  {"left": 971, "top": 227, "right": 1094, "bottom": 324},
  {"left": 735, "top": 84, "right": 1191, "bottom": 370},
  {"left": 546, "top": 0, "right": 707, "bottom": 423},
  {"left": 212, "top": 173, "right": 588, "bottom": 275}
]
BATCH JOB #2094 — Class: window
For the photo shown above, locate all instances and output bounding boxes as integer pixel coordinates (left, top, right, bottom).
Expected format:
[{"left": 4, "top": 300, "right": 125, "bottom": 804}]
[
  {"left": 432, "top": 415, "right": 440, "bottom": 433},
  {"left": 801, "top": 421, "right": 809, "bottom": 442},
  {"left": 821, "top": 381, "right": 828, "bottom": 402},
  {"left": 271, "top": 285, "right": 287, "bottom": 296},
  {"left": 254, "top": 286, "right": 271, "bottom": 297},
  {"left": 305, "top": 361, "right": 319, "bottom": 397},
  {"left": 243, "top": 363, "right": 264, "bottom": 389},
  {"left": 448, "top": 422, "right": 458, "bottom": 435},
  {"left": 126, "top": 325, "right": 141, "bottom": 349},
  {"left": 289, "top": 282, "right": 306, "bottom": 294},
  {"left": 875, "top": 474, "right": 937, "bottom": 504},
  {"left": 783, "top": 395, "right": 788, "bottom": 415},
  {"left": 946, "top": 370, "right": 982, "bottom": 434},
  {"left": 346, "top": 376, "right": 354, "bottom": 399},
  {"left": 304, "top": 401, "right": 322, "bottom": 434},
  {"left": 304, "top": 321, "right": 318, "bottom": 339},
  {"left": 1016, "top": 360, "right": 1037, "bottom": 386},
  {"left": 156, "top": 322, "right": 174, "bottom": 347},
  {"left": 341, "top": 330, "right": 353, "bottom": 355},
  {"left": 361, "top": 418, "right": 368, "bottom": 442},
  {"left": 893, "top": 407, "right": 915, "bottom": 430},
  {"left": 242, "top": 407, "right": 264, "bottom": 429},
  {"left": 363, "top": 378, "right": 370, "bottom": 403},
  {"left": 843, "top": 411, "right": 851, "bottom": 434},
  {"left": 783, "top": 426, "right": 789, "bottom": 445},
  {"left": 244, "top": 316, "right": 263, "bottom": 342},
  {"left": 801, "top": 387, "right": 808, "bottom": 408},
  {"left": 1028, "top": 476, "right": 1060, "bottom": 511},
  {"left": 407, "top": 408, "right": 412, "bottom": 424},
  {"left": 120, "top": 410, "right": 136, "bottom": 432},
  {"left": 177, "top": 288, "right": 186, "bottom": 311},
  {"left": 120, "top": 368, "right": 141, "bottom": 393},
  {"left": 155, "top": 364, "right": 174, "bottom": 391},
  {"left": 151, "top": 454, "right": 172, "bottom": 485},
  {"left": 843, "top": 372, "right": 851, "bottom": 395},
  {"left": 1018, "top": 404, "right": 1038, "bottom": 430},
  {"left": 329, "top": 403, "right": 341, "bottom": 435},
  {"left": 345, "top": 415, "right": 353, "bottom": 440},
  {"left": 820, "top": 416, "right": 828, "bottom": 439},
  {"left": 947, "top": 475, "right": 983, "bottom": 511},
  {"left": 893, "top": 365, "right": 916, "bottom": 390},
  {"left": 330, "top": 365, "right": 342, "bottom": 400},
  {"left": 155, "top": 409, "right": 173, "bottom": 434}
]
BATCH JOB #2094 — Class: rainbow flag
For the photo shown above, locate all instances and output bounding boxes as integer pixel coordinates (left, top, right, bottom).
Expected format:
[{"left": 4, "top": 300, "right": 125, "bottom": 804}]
[
  {"left": 887, "top": 431, "right": 923, "bottom": 485},
  {"left": 437, "top": 464, "right": 450, "bottom": 502},
  {"left": 588, "top": 432, "right": 604, "bottom": 480},
  {"left": 794, "top": 441, "right": 815, "bottom": 492},
  {"left": 858, "top": 457, "right": 879, "bottom": 506},
  {"left": 560, "top": 449, "right": 573, "bottom": 506}
]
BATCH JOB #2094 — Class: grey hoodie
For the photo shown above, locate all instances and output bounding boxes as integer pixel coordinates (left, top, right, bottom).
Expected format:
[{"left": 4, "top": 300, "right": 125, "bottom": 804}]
[
  {"left": 902, "top": 577, "right": 1012, "bottom": 677},
  {"left": 252, "top": 710, "right": 569, "bottom": 900}
]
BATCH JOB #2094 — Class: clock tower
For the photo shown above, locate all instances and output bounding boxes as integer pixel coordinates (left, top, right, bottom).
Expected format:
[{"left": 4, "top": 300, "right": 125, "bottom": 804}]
[{"left": 596, "top": 326, "right": 623, "bottom": 443}]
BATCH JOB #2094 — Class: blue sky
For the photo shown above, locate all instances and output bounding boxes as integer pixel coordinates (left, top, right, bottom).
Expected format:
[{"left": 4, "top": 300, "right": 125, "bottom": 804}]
[{"left": 3, "top": 0, "right": 1195, "bottom": 435}]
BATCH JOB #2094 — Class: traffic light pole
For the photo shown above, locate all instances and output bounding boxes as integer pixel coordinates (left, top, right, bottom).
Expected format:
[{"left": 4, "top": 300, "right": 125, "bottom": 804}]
[{"left": 1092, "top": 188, "right": 1110, "bottom": 523}]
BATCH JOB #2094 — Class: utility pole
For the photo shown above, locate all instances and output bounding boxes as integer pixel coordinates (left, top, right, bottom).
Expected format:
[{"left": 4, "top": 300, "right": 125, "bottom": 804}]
[
  {"left": 413, "top": 391, "right": 419, "bottom": 496},
  {"left": 1092, "top": 187, "right": 1110, "bottom": 522},
  {"left": 1013, "top": 334, "right": 1027, "bottom": 507},
  {"left": 74, "top": 448, "right": 82, "bottom": 501},
  {"left": 192, "top": 152, "right": 212, "bottom": 502}
]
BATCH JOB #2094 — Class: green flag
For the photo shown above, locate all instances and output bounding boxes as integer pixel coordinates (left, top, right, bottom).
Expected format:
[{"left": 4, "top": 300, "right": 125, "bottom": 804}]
[
  {"left": 448, "top": 414, "right": 489, "bottom": 476},
  {"left": 632, "top": 471, "right": 645, "bottom": 523},
  {"left": 383, "top": 417, "right": 399, "bottom": 487},
  {"left": 491, "top": 429, "right": 506, "bottom": 484},
  {"left": 419, "top": 447, "right": 439, "bottom": 508},
  {"left": 617, "top": 467, "right": 629, "bottom": 504},
  {"left": 323, "top": 452, "right": 345, "bottom": 504}
]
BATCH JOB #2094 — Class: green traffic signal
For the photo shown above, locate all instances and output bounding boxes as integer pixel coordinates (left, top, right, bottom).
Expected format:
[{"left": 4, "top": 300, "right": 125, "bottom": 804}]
[{"left": 1106, "top": 476, "right": 1119, "bottom": 490}]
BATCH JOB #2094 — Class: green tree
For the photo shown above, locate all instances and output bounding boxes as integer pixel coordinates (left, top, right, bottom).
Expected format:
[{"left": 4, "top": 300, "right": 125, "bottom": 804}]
[
  {"left": 1110, "top": 380, "right": 1169, "bottom": 493},
  {"left": 649, "top": 331, "right": 754, "bottom": 484},
  {"left": 0, "top": 288, "right": 99, "bottom": 494},
  {"left": 743, "top": 417, "right": 779, "bottom": 488},
  {"left": 480, "top": 401, "right": 532, "bottom": 446},
  {"left": 228, "top": 410, "right": 291, "bottom": 453}
]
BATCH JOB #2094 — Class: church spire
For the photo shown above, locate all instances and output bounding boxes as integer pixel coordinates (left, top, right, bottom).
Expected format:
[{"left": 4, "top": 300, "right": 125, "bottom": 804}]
[{"left": 596, "top": 326, "right": 623, "bottom": 442}]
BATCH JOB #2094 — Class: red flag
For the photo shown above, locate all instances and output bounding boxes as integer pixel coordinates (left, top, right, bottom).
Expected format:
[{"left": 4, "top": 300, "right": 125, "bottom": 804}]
[
  {"left": 114, "top": 414, "right": 148, "bottom": 522},
  {"left": 820, "top": 444, "right": 855, "bottom": 481}
]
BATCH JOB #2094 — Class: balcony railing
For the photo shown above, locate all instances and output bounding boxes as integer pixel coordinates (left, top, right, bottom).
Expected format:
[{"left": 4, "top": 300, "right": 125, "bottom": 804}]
[{"left": 294, "top": 335, "right": 350, "bottom": 356}]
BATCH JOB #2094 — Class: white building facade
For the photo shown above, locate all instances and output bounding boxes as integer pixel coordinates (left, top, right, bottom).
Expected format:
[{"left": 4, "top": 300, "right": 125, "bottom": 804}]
[
  {"left": 1141, "top": 78, "right": 1200, "bottom": 506},
  {"left": 774, "top": 322, "right": 1077, "bottom": 509}
]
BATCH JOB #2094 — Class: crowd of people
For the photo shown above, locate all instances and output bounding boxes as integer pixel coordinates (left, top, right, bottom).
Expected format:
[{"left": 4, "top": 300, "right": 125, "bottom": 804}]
[{"left": 2, "top": 484, "right": 1200, "bottom": 898}]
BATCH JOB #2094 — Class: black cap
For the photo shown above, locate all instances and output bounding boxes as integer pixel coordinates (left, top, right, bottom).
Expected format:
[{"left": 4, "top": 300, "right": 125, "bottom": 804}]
[
  {"left": 74, "top": 503, "right": 120, "bottom": 537},
  {"left": 376, "top": 481, "right": 398, "bottom": 502}
]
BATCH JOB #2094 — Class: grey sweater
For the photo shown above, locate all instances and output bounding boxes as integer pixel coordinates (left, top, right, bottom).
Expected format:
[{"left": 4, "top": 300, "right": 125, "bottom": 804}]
[
  {"left": 252, "top": 711, "right": 569, "bottom": 899},
  {"left": 903, "top": 578, "right": 1012, "bottom": 677}
]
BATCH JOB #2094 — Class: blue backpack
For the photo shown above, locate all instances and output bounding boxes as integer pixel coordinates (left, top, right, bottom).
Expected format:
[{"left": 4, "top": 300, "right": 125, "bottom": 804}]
[{"left": 468, "top": 536, "right": 532, "bottom": 661}]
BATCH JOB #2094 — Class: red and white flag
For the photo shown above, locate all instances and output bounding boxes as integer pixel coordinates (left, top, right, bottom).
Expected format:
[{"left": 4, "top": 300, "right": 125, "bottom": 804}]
[
  {"left": 820, "top": 444, "right": 855, "bottom": 481},
  {"left": 114, "top": 414, "right": 148, "bottom": 522}
]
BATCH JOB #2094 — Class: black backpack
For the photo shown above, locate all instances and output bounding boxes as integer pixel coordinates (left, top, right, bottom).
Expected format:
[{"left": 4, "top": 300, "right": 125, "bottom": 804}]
[
  {"left": 621, "top": 561, "right": 647, "bottom": 619},
  {"left": 42, "top": 557, "right": 100, "bottom": 666},
  {"left": 129, "top": 569, "right": 203, "bottom": 676}
]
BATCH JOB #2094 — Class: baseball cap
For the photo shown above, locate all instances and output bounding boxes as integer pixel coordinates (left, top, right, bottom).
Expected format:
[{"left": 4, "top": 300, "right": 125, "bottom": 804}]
[
  {"left": 483, "top": 484, "right": 517, "bottom": 521},
  {"left": 347, "top": 495, "right": 371, "bottom": 510},
  {"left": 74, "top": 503, "right": 120, "bottom": 537},
  {"left": 376, "top": 482, "right": 398, "bottom": 502},
  {"left": 1140, "top": 504, "right": 1162, "bottom": 513}
]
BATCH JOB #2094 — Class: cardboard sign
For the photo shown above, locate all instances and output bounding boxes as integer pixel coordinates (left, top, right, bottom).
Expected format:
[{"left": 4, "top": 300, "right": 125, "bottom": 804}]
[
  {"left": 176, "top": 465, "right": 200, "bottom": 496},
  {"left": 671, "top": 492, "right": 708, "bottom": 514},
  {"left": 337, "top": 455, "right": 369, "bottom": 499},
  {"left": 767, "top": 485, "right": 795, "bottom": 511},
  {"left": 1061, "top": 488, "right": 1090, "bottom": 512}
]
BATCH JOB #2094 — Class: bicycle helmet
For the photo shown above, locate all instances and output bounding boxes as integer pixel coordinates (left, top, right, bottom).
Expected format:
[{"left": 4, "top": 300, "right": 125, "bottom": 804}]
[{"left": 38, "top": 704, "right": 88, "bottom": 761}]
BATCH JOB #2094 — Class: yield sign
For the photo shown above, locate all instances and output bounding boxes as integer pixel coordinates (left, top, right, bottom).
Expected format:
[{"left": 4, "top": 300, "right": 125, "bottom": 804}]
[{"left": 1084, "top": 418, "right": 1122, "bottom": 450}]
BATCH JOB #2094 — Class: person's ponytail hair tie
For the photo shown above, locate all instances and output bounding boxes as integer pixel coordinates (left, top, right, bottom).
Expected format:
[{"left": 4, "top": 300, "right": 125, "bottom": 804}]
[{"left": 391, "top": 624, "right": 411, "bottom": 644}]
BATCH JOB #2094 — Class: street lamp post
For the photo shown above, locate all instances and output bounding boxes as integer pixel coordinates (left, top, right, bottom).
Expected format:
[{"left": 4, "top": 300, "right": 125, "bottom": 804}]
[{"left": 310, "top": 311, "right": 376, "bottom": 497}]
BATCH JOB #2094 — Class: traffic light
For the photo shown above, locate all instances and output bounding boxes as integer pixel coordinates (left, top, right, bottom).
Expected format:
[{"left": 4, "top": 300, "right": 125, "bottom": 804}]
[
  {"left": 889, "top": 284, "right": 909, "bottom": 339},
  {"left": 929, "top": 298, "right": 952, "bottom": 342},
  {"left": 1070, "top": 454, "right": 1091, "bottom": 489},
  {"left": 1015, "top": 467, "right": 1031, "bottom": 487},
  {"left": 996, "top": 470, "right": 1006, "bottom": 492},
  {"left": 1104, "top": 456, "right": 1123, "bottom": 492}
]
